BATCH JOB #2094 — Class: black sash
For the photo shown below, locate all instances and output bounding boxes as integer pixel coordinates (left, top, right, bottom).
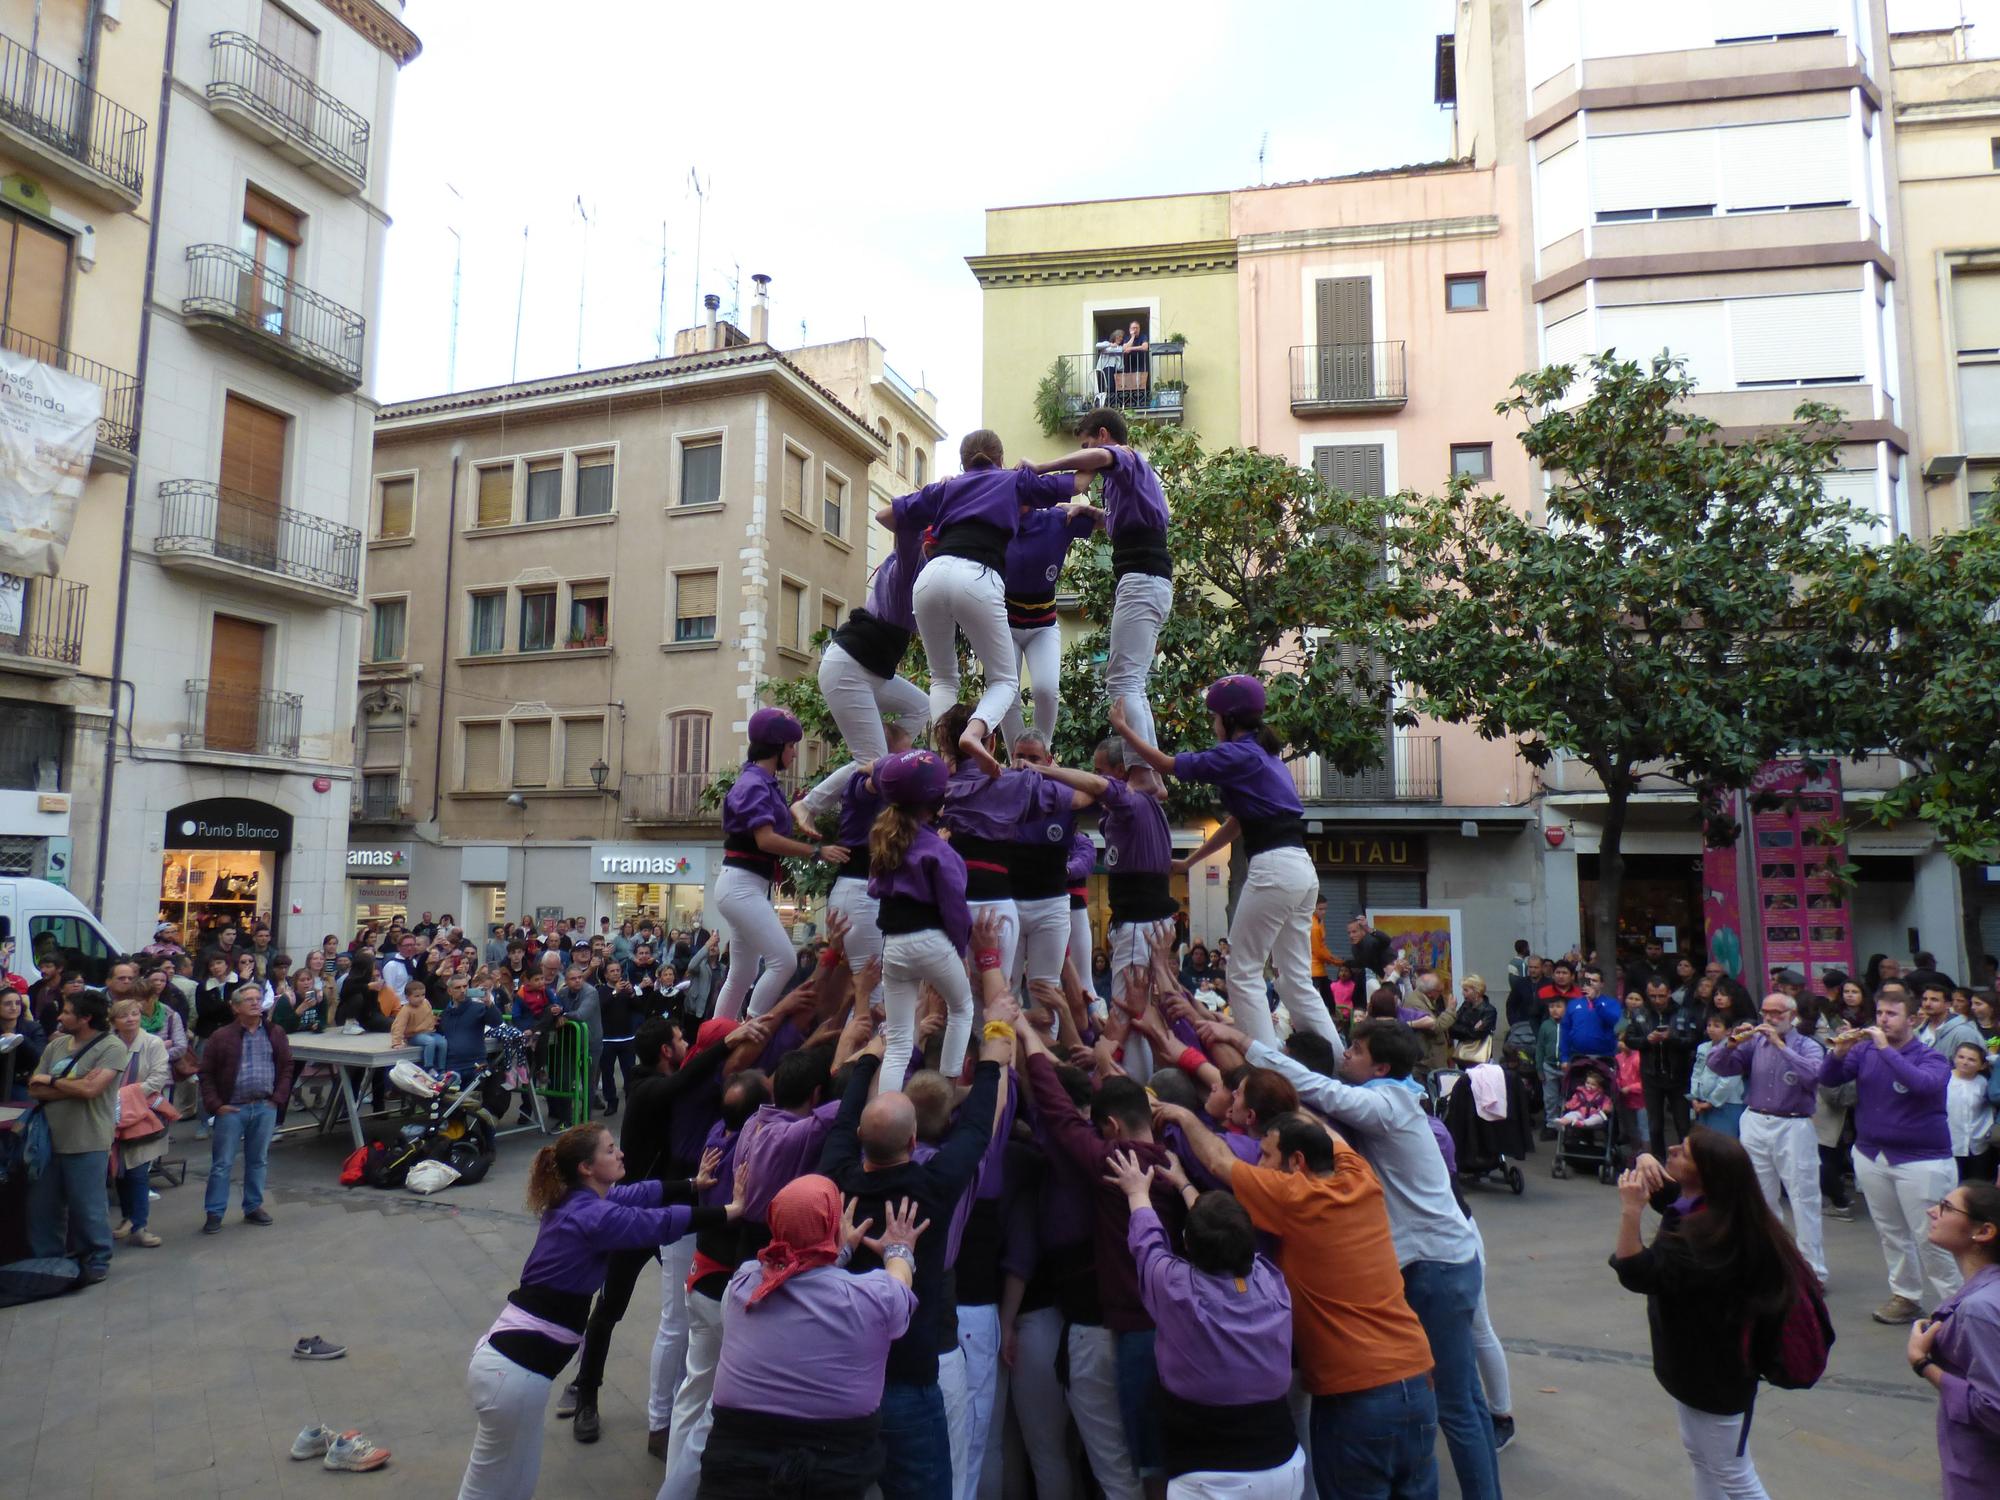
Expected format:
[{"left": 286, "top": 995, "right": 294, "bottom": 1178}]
[
  {"left": 933, "top": 521, "right": 1009, "bottom": 573},
  {"left": 1108, "top": 871, "right": 1177, "bottom": 925},
  {"left": 1241, "top": 815, "right": 1307, "bottom": 856},
  {"left": 1111, "top": 524, "right": 1172, "bottom": 580},
  {"left": 829, "top": 608, "right": 911, "bottom": 680}
]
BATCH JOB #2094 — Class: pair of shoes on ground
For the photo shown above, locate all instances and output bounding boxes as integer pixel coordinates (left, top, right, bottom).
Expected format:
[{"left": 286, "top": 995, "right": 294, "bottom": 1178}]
[
  {"left": 291, "top": 1425, "right": 390, "bottom": 1470},
  {"left": 203, "top": 1207, "right": 275, "bottom": 1234},
  {"left": 556, "top": 1382, "right": 601, "bottom": 1443}
]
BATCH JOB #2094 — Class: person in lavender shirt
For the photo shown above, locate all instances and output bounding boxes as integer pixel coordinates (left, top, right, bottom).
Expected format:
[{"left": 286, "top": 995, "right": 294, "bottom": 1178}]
[
  {"left": 698, "top": 1174, "right": 924, "bottom": 1499},
  {"left": 711, "top": 707, "right": 848, "bottom": 1022},
  {"left": 1115, "top": 674, "right": 1337, "bottom": 1048},
  {"left": 1909, "top": 1180, "right": 2000, "bottom": 1499},
  {"left": 996, "top": 731, "right": 1098, "bottom": 1012},
  {"left": 1065, "top": 826, "right": 1098, "bottom": 984},
  {"left": 1706, "top": 991, "right": 1829, "bottom": 1282},
  {"left": 1105, "top": 1150, "right": 1306, "bottom": 1499},
  {"left": 1000, "top": 500, "right": 1102, "bottom": 748},
  {"left": 867, "top": 747, "right": 972, "bottom": 1093},
  {"left": 456, "top": 1123, "right": 742, "bottom": 1500},
  {"left": 888, "top": 429, "right": 1080, "bottom": 777},
  {"left": 794, "top": 729, "right": 912, "bottom": 1017}
]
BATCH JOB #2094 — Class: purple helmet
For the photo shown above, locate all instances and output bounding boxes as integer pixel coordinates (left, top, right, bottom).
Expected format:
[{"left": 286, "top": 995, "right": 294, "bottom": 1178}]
[
  {"left": 1205, "top": 674, "right": 1266, "bottom": 719},
  {"left": 874, "top": 749, "right": 949, "bottom": 807},
  {"left": 747, "top": 707, "right": 802, "bottom": 746}
]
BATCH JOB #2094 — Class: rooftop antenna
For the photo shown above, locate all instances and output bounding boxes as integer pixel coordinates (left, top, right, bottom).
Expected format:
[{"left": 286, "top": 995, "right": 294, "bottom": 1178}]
[
  {"left": 444, "top": 182, "right": 463, "bottom": 392},
  {"left": 655, "top": 218, "right": 669, "bottom": 360},
  {"left": 689, "top": 168, "right": 707, "bottom": 320},
  {"left": 510, "top": 224, "right": 528, "bottom": 384},
  {"left": 1257, "top": 130, "right": 1269, "bottom": 185},
  {"left": 574, "top": 195, "right": 593, "bottom": 372}
]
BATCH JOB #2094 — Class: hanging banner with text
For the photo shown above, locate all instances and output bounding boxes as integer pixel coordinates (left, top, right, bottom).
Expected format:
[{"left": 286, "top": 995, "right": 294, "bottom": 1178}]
[
  {"left": 1747, "top": 759, "right": 1855, "bottom": 992},
  {"left": 0, "top": 348, "right": 101, "bottom": 576}
]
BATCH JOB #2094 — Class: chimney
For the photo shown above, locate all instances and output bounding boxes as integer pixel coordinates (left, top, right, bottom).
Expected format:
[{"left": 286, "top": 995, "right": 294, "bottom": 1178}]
[
  {"left": 750, "top": 274, "right": 771, "bottom": 345},
  {"left": 703, "top": 293, "right": 720, "bottom": 351}
]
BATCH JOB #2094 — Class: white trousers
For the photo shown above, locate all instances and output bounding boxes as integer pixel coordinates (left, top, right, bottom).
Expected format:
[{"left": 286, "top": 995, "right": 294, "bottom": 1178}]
[
  {"left": 827, "top": 876, "right": 885, "bottom": 1011},
  {"left": 711, "top": 865, "right": 794, "bottom": 1020},
  {"left": 1069, "top": 905, "right": 1094, "bottom": 974},
  {"left": 1225, "top": 847, "right": 1335, "bottom": 1047},
  {"left": 941, "top": 1344, "right": 971, "bottom": 1497},
  {"left": 818, "top": 640, "right": 930, "bottom": 764},
  {"left": 1007, "top": 1306, "right": 1080, "bottom": 1500},
  {"left": 914, "top": 554, "right": 1019, "bottom": 732},
  {"left": 955, "top": 1303, "right": 1002, "bottom": 1500},
  {"left": 458, "top": 1342, "right": 552, "bottom": 1500},
  {"left": 1001, "top": 625, "right": 1062, "bottom": 748},
  {"left": 1167, "top": 1449, "right": 1308, "bottom": 1500},
  {"left": 657, "top": 1288, "right": 723, "bottom": 1500},
  {"left": 648, "top": 1236, "right": 696, "bottom": 1429},
  {"left": 881, "top": 929, "right": 975, "bottom": 1092},
  {"left": 1674, "top": 1402, "right": 1769, "bottom": 1500},
  {"left": 1016, "top": 895, "right": 1072, "bottom": 988},
  {"left": 1740, "top": 1110, "right": 1826, "bottom": 1280},
  {"left": 1107, "top": 573, "right": 1172, "bottom": 766},
  {"left": 1470, "top": 1225, "right": 1511, "bottom": 1415},
  {"left": 1067, "top": 1322, "right": 1146, "bottom": 1500},
  {"left": 1852, "top": 1148, "right": 1962, "bottom": 1307}
]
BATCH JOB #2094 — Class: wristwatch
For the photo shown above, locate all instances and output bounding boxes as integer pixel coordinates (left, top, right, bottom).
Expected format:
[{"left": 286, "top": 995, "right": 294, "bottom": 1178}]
[{"left": 1912, "top": 1355, "right": 1937, "bottom": 1379}]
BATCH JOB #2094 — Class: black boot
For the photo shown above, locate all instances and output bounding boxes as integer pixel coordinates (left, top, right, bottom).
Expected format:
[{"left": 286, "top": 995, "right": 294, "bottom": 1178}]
[{"left": 573, "top": 1400, "right": 600, "bottom": 1443}]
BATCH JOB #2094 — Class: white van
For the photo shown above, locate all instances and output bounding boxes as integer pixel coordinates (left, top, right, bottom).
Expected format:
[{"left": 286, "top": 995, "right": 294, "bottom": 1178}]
[{"left": 0, "top": 879, "right": 125, "bottom": 989}]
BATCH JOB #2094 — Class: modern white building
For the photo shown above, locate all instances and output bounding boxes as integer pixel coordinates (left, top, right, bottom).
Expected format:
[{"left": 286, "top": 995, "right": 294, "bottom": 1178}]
[{"left": 98, "top": 0, "right": 418, "bottom": 954}]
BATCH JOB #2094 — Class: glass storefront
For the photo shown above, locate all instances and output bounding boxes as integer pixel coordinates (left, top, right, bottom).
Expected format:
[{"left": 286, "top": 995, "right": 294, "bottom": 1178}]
[
  {"left": 159, "top": 848, "right": 274, "bottom": 947},
  {"left": 590, "top": 844, "right": 711, "bottom": 938},
  {"left": 606, "top": 881, "right": 703, "bottom": 932},
  {"left": 466, "top": 883, "right": 508, "bottom": 931}
]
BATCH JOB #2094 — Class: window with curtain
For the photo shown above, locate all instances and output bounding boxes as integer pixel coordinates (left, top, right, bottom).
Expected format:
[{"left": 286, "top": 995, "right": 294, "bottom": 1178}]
[
  {"left": 519, "top": 590, "right": 556, "bottom": 652},
  {"left": 822, "top": 595, "right": 843, "bottom": 637},
  {"left": 476, "top": 465, "right": 513, "bottom": 527},
  {"left": 569, "top": 583, "right": 608, "bottom": 645},
  {"left": 461, "top": 722, "right": 501, "bottom": 790},
  {"left": 511, "top": 721, "right": 552, "bottom": 787},
  {"left": 562, "top": 717, "right": 607, "bottom": 787},
  {"left": 675, "top": 572, "right": 717, "bottom": 642},
  {"left": 823, "top": 470, "right": 846, "bottom": 536},
  {"left": 525, "top": 460, "right": 562, "bottom": 522},
  {"left": 782, "top": 446, "right": 809, "bottom": 516},
  {"left": 376, "top": 476, "right": 413, "bottom": 538},
  {"left": 680, "top": 439, "right": 722, "bottom": 505},
  {"left": 369, "top": 599, "right": 406, "bottom": 662},
  {"left": 468, "top": 593, "right": 505, "bottom": 654},
  {"left": 576, "top": 454, "right": 614, "bottom": 516},
  {"left": 239, "top": 186, "right": 302, "bottom": 336},
  {"left": 779, "top": 580, "right": 804, "bottom": 650}
]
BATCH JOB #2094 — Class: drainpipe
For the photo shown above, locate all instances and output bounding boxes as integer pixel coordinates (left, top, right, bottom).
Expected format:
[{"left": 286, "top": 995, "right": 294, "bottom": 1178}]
[
  {"left": 93, "top": 0, "right": 178, "bottom": 912},
  {"left": 426, "top": 445, "right": 464, "bottom": 823}
]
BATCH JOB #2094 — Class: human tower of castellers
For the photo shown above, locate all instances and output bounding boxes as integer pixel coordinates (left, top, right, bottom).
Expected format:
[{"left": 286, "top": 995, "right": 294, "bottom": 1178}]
[{"left": 450, "top": 400, "right": 2000, "bottom": 1500}]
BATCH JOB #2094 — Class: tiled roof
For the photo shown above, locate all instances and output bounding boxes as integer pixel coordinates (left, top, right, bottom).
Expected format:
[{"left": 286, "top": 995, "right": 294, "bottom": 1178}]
[{"left": 1246, "top": 157, "right": 1475, "bottom": 192}]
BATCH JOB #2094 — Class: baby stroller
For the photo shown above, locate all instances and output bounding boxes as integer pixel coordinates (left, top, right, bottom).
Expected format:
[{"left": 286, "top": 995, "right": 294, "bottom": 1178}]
[
  {"left": 366, "top": 1026, "right": 529, "bottom": 1189},
  {"left": 1438, "top": 1062, "right": 1532, "bottom": 1196},
  {"left": 1549, "top": 1054, "right": 1622, "bottom": 1185}
]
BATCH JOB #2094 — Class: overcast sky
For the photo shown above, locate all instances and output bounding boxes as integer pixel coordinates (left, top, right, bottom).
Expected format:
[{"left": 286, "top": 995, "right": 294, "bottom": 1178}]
[{"left": 375, "top": 0, "right": 2000, "bottom": 451}]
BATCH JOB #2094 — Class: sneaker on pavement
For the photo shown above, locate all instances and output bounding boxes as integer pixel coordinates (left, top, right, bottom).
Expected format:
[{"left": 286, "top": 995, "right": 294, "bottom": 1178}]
[
  {"left": 202, "top": 1215, "right": 223, "bottom": 1235},
  {"left": 1873, "top": 1295, "right": 1922, "bottom": 1324},
  {"left": 79, "top": 1265, "right": 108, "bottom": 1285},
  {"left": 133, "top": 1230, "right": 163, "bottom": 1248},
  {"left": 112, "top": 1218, "right": 132, "bottom": 1241},
  {"left": 556, "top": 1382, "right": 579, "bottom": 1419},
  {"left": 1491, "top": 1413, "right": 1516, "bottom": 1453},
  {"left": 573, "top": 1403, "right": 600, "bottom": 1443},
  {"left": 647, "top": 1426, "right": 669, "bottom": 1459},
  {"left": 245, "top": 1207, "right": 274, "bottom": 1226},
  {"left": 323, "top": 1430, "right": 391, "bottom": 1472},
  {"left": 293, "top": 1335, "right": 348, "bottom": 1360},
  {"left": 291, "top": 1425, "right": 334, "bottom": 1461},
  {"left": 1825, "top": 1201, "right": 1855, "bottom": 1222}
]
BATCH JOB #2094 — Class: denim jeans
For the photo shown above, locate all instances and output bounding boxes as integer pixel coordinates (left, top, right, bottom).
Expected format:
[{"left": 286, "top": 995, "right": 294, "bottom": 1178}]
[
  {"left": 205, "top": 1099, "right": 277, "bottom": 1218},
  {"left": 28, "top": 1148, "right": 112, "bottom": 1273},
  {"left": 876, "top": 1379, "right": 952, "bottom": 1500},
  {"left": 414, "top": 1032, "right": 450, "bottom": 1072},
  {"left": 1112, "top": 1327, "right": 1165, "bottom": 1477},
  {"left": 1311, "top": 1373, "right": 1440, "bottom": 1500},
  {"left": 1401, "top": 1257, "right": 1501, "bottom": 1500},
  {"left": 117, "top": 1159, "right": 153, "bottom": 1233}
]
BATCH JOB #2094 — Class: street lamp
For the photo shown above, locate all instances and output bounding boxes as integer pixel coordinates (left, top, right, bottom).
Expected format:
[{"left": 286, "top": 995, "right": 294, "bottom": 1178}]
[{"left": 589, "top": 757, "right": 615, "bottom": 794}]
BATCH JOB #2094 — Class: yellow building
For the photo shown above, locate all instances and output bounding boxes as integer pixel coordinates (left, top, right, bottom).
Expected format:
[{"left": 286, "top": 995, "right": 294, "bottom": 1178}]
[{"left": 0, "top": 0, "right": 167, "bottom": 902}]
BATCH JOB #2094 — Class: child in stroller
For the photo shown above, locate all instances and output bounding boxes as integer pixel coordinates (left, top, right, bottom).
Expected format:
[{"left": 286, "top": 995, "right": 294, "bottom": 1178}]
[{"left": 1551, "top": 1057, "right": 1623, "bottom": 1183}]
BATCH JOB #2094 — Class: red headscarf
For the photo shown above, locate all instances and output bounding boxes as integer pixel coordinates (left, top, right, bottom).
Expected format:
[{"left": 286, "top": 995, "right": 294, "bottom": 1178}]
[
  {"left": 749, "top": 1173, "right": 842, "bottom": 1307},
  {"left": 689, "top": 1018, "right": 734, "bottom": 1058}
]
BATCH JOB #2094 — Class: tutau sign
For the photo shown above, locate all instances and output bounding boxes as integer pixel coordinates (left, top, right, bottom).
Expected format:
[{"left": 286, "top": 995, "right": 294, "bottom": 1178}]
[
  {"left": 1306, "top": 833, "right": 1427, "bottom": 872},
  {"left": 164, "top": 798, "right": 292, "bottom": 851}
]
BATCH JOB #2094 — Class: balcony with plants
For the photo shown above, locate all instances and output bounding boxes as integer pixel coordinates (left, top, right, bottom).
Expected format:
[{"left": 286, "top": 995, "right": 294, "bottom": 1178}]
[{"left": 1036, "top": 337, "right": 1188, "bottom": 436}]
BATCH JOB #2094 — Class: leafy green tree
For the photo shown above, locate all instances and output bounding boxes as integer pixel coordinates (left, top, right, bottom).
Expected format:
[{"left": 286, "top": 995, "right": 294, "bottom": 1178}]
[{"left": 1385, "top": 354, "right": 1874, "bottom": 966}]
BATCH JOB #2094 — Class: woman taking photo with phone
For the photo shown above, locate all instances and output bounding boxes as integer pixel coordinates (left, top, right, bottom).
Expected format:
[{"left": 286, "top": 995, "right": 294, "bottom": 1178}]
[{"left": 1909, "top": 1180, "right": 2000, "bottom": 1498}]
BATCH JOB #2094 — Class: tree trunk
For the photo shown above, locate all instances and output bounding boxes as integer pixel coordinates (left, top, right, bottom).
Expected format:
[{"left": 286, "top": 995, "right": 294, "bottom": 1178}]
[{"left": 1591, "top": 778, "right": 1631, "bottom": 976}]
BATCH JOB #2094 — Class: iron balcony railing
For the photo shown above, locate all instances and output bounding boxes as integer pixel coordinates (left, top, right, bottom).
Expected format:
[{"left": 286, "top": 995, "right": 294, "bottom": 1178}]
[
  {"left": 352, "top": 775, "right": 413, "bottom": 821},
  {"left": 622, "top": 770, "right": 804, "bottom": 823},
  {"left": 184, "top": 680, "right": 303, "bottom": 758},
  {"left": 1, "top": 323, "right": 141, "bottom": 457},
  {"left": 157, "top": 480, "right": 363, "bottom": 595},
  {"left": 1055, "top": 346, "right": 1186, "bottom": 426},
  {"left": 183, "top": 243, "right": 365, "bottom": 386},
  {"left": 206, "top": 31, "right": 368, "bottom": 187},
  {"left": 0, "top": 576, "right": 86, "bottom": 668},
  {"left": 1289, "top": 341, "right": 1409, "bottom": 411},
  {"left": 0, "top": 31, "right": 147, "bottom": 197},
  {"left": 1291, "top": 735, "right": 1442, "bottom": 804}
]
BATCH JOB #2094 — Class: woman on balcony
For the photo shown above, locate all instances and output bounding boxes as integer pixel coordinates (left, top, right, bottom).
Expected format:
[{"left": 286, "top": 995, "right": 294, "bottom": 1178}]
[{"left": 1093, "top": 327, "right": 1127, "bottom": 405}]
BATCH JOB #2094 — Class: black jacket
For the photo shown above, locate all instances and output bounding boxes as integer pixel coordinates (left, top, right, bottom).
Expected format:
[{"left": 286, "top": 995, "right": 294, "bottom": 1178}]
[
  {"left": 1611, "top": 1186, "right": 1764, "bottom": 1415},
  {"left": 334, "top": 977, "right": 391, "bottom": 1032},
  {"left": 619, "top": 1040, "right": 729, "bottom": 1182},
  {"left": 1626, "top": 1002, "right": 1701, "bottom": 1088},
  {"left": 1353, "top": 928, "right": 1395, "bottom": 978},
  {"left": 1449, "top": 999, "right": 1499, "bottom": 1050}
]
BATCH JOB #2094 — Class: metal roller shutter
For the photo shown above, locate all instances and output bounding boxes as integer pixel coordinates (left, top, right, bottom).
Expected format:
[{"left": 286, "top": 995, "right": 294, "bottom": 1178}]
[
  {"left": 511, "top": 721, "right": 551, "bottom": 788},
  {"left": 1720, "top": 119, "right": 1851, "bottom": 211},
  {"left": 1729, "top": 292, "right": 1863, "bottom": 385},
  {"left": 462, "top": 724, "right": 501, "bottom": 790},
  {"left": 1590, "top": 131, "right": 1719, "bottom": 214}
]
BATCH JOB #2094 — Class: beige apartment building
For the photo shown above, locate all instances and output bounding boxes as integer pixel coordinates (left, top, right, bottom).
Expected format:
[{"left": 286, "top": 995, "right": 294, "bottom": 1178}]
[
  {"left": 0, "top": 0, "right": 166, "bottom": 903},
  {"left": 354, "top": 306, "right": 883, "bottom": 937}
]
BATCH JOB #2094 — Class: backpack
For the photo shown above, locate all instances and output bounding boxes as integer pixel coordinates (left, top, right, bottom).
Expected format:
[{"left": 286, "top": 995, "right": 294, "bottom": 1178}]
[
  {"left": 358, "top": 1139, "right": 413, "bottom": 1190},
  {"left": 338, "top": 1144, "right": 369, "bottom": 1186},
  {"left": 1748, "top": 1262, "right": 1835, "bottom": 1390},
  {"left": 1504, "top": 1020, "right": 1539, "bottom": 1057}
]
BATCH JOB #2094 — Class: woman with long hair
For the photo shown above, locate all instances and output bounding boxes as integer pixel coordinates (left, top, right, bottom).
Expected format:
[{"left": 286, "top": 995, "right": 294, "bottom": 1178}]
[
  {"left": 455, "top": 1123, "right": 742, "bottom": 1500},
  {"left": 711, "top": 707, "right": 847, "bottom": 1022},
  {"left": 1910, "top": 1180, "right": 2000, "bottom": 1497},
  {"left": 1612, "top": 1127, "right": 1807, "bottom": 1498},
  {"left": 866, "top": 747, "right": 971, "bottom": 1093}
]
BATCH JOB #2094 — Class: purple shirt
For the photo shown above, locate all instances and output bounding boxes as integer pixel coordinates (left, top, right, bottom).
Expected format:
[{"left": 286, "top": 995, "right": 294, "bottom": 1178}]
[
  {"left": 1931, "top": 1262, "right": 2000, "bottom": 1494},
  {"left": 1704, "top": 1030, "right": 1826, "bottom": 1117},
  {"left": 867, "top": 823, "right": 971, "bottom": 953},
  {"left": 518, "top": 1181, "right": 699, "bottom": 1295},
  {"left": 1099, "top": 447, "right": 1170, "bottom": 538},
  {"left": 1019, "top": 1085, "right": 1095, "bottom": 1252},
  {"left": 697, "top": 1120, "right": 739, "bottom": 1210},
  {"left": 1819, "top": 1036, "right": 1953, "bottom": 1165},
  {"left": 834, "top": 764, "right": 886, "bottom": 851},
  {"left": 713, "top": 1262, "right": 916, "bottom": 1420},
  {"left": 735, "top": 1101, "right": 842, "bottom": 1222},
  {"left": 721, "top": 762, "right": 791, "bottom": 839},
  {"left": 1005, "top": 506, "right": 1097, "bottom": 604},
  {"left": 1428, "top": 1114, "right": 1458, "bottom": 1176},
  {"left": 1128, "top": 1206, "right": 1293, "bottom": 1404},
  {"left": 867, "top": 544, "right": 921, "bottom": 633},
  {"left": 894, "top": 461, "right": 1072, "bottom": 537},
  {"left": 1066, "top": 831, "right": 1097, "bottom": 887},
  {"left": 1172, "top": 738, "right": 1303, "bottom": 825},
  {"left": 1098, "top": 774, "right": 1173, "bottom": 876},
  {"left": 943, "top": 763, "right": 1072, "bottom": 844}
]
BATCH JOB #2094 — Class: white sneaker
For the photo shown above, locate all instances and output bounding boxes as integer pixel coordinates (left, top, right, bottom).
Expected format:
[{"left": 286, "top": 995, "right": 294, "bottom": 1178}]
[
  {"left": 324, "top": 1430, "right": 391, "bottom": 1471},
  {"left": 290, "top": 1424, "right": 334, "bottom": 1461}
]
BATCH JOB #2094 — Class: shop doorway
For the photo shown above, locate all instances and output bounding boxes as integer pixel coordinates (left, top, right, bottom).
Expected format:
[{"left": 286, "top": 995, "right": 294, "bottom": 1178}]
[
  {"left": 1578, "top": 853, "right": 1703, "bottom": 969},
  {"left": 161, "top": 798, "right": 291, "bottom": 950}
]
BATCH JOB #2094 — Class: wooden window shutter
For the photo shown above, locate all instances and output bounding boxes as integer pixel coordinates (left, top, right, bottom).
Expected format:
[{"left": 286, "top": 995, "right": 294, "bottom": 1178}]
[
  {"left": 1313, "top": 444, "right": 1385, "bottom": 497},
  {"left": 221, "top": 394, "right": 288, "bottom": 502},
  {"left": 362, "top": 726, "right": 404, "bottom": 770},
  {"left": 1953, "top": 271, "right": 2000, "bottom": 354},
  {"left": 378, "top": 477, "right": 413, "bottom": 537},
  {"left": 462, "top": 723, "right": 501, "bottom": 789},
  {"left": 562, "top": 718, "right": 606, "bottom": 786},
  {"left": 1, "top": 211, "right": 73, "bottom": 345},
  {"left": 677, "top": 571, "right": 717, "bottom": 621},
  {"left": 511, "top": 721, "right": 552, "bottom": 787},
  {"left": 243, "top": 186, "right": 304, "bottom": 245},
  {"left": 1315, "top": 277, "right": 1372, "bottom": 347},
  {"left": 670, "top": 711, "right": 710, "bottom": 776},
  {"left": 476, "top": 464, "right": 513, "bottom": 527}
]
